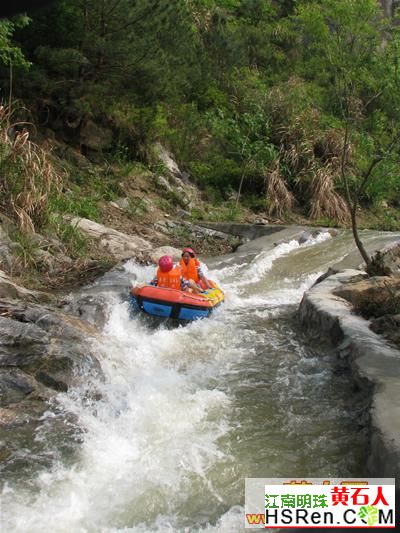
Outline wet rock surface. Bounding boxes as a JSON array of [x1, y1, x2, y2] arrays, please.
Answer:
[[333, 276, 400, 348], [0, 298, 103, 479], [370, 313, 400, 348], [299, 269, 400, 479]]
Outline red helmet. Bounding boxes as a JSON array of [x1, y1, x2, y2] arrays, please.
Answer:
[[182, 247, 196, 257], [159, 255, 174, 273]]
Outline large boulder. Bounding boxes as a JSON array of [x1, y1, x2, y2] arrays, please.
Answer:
[[152, 143, 201, 208], [333, 276, 400, 311], [67, 217, 151, 260], [378, 240, 400, 277], [0, 270, 51, 302], [150, 246, 182, 264], [153, 142, 183, 180], [0, 298, 104, 476], [0, 299, 102, 392]]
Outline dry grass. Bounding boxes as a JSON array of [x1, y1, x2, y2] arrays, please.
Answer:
[[266, 80, 352, 223], [264, 162, 295, 217], [309, 164, 348, 223], [0, 104, 62, 233]]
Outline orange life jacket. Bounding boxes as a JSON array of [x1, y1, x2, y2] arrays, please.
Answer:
[[179, 257, 200, 282], [156, 266, 182, 290]]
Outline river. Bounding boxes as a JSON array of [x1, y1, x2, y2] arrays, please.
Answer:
[[1, 229, 398, 532]]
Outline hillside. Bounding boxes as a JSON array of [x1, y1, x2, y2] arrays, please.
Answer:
[[0, 0, 400, 289]]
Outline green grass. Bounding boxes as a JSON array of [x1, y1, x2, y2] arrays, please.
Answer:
[[48, 190, 100, 221]]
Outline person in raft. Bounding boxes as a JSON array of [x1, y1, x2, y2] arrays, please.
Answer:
[[150, 255, 204, 293], [179, 247, 212, 290]]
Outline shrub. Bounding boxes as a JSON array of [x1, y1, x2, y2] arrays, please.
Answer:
[[0, 104, 62, 232]]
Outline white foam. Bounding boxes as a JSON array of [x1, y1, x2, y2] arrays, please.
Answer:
[[1, 229, 345, 533]]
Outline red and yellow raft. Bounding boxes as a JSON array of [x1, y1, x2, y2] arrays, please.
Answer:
[[130, 282, 224, 321]]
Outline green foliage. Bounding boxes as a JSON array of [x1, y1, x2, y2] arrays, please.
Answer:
[[1, 0, 400, 233], [12, 230, 40, 269], [0, 17, 31, 68], [48, 215, 89, 258], [207, 201, 242, 221], [48, 190, 100, 221]]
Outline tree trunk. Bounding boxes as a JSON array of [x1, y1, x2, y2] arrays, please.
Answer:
[[350, 203, 371, 267], [235, 171, 246, 207]]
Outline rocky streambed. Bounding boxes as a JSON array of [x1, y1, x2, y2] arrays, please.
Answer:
[[0, 225, 400, 512]]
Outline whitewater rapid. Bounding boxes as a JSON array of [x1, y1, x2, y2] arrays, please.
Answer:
[[1, 230, 373, 532]]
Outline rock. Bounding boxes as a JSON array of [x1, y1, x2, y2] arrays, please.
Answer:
[[60, 144, 90, 169], [66, 294, 109, 328], [109, 198, 130, 210], [152, 143, 201, 205], [80, 119, 113, 151], [154, 222, 169, 233], [181, 171, 191, 183], [333, 276, 400, 310], [0, 369, 36, 407], [165, 221, 177, 229], [0, 270, 50, 302], [0, 299, 103, 392], [153, 142, 183, 180], [298, 231, 312, 244], [0, 316, 49, 367], [66, 217, 151, 260], [157, 175, 174, 193], [313, 267, 341, 285], [254, 217, 269, 225], [370, 314, 400, 347], [150, 246, 182, 264], [34, 248, 73, 274], [181, 222, 230, 241], [299, 269, 400, 479], [377, 240, 400, 277], [177, 209, 191, 219]]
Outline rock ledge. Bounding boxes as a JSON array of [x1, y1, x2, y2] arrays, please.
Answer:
[[299, 269, 400, 480]]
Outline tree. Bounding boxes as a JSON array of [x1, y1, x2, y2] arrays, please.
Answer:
[[0, 17, 30, 68], [295, 0, 400, 269], [207, 102, 276, 205]]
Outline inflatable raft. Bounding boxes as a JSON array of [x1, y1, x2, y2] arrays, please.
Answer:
[[130, 282, 224, 321]]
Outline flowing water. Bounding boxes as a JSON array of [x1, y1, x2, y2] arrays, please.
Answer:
[[1, 229, 399, 532]]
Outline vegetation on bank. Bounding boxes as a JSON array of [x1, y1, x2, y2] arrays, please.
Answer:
[[0, 0, 400, 286]]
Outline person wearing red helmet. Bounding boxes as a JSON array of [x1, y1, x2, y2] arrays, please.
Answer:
[[179, 247, 212, 290], [149, 255, 204, 293]]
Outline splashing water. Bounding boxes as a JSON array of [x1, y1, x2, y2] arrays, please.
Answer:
[[1, 230, 381, 532]]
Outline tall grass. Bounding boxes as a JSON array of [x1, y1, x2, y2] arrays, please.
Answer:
[[0, 104, 62, 233]]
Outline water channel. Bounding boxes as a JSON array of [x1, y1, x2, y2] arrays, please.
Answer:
[[1, 229, 399, 532]]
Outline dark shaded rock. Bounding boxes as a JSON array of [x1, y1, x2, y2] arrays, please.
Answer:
[[0, 316, 49, 367], [0, 369, 35, 406], [0, 297, 103, 478], [298, 231, 312, 244], [63, 294, 109, 328], [0, 299, 103, 390], [80, 119, 112, 151], [34, 370, 68, 392], [76, 295, 108, 327], [313, 267, 340, 286], [370, 314, 400, 348]]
